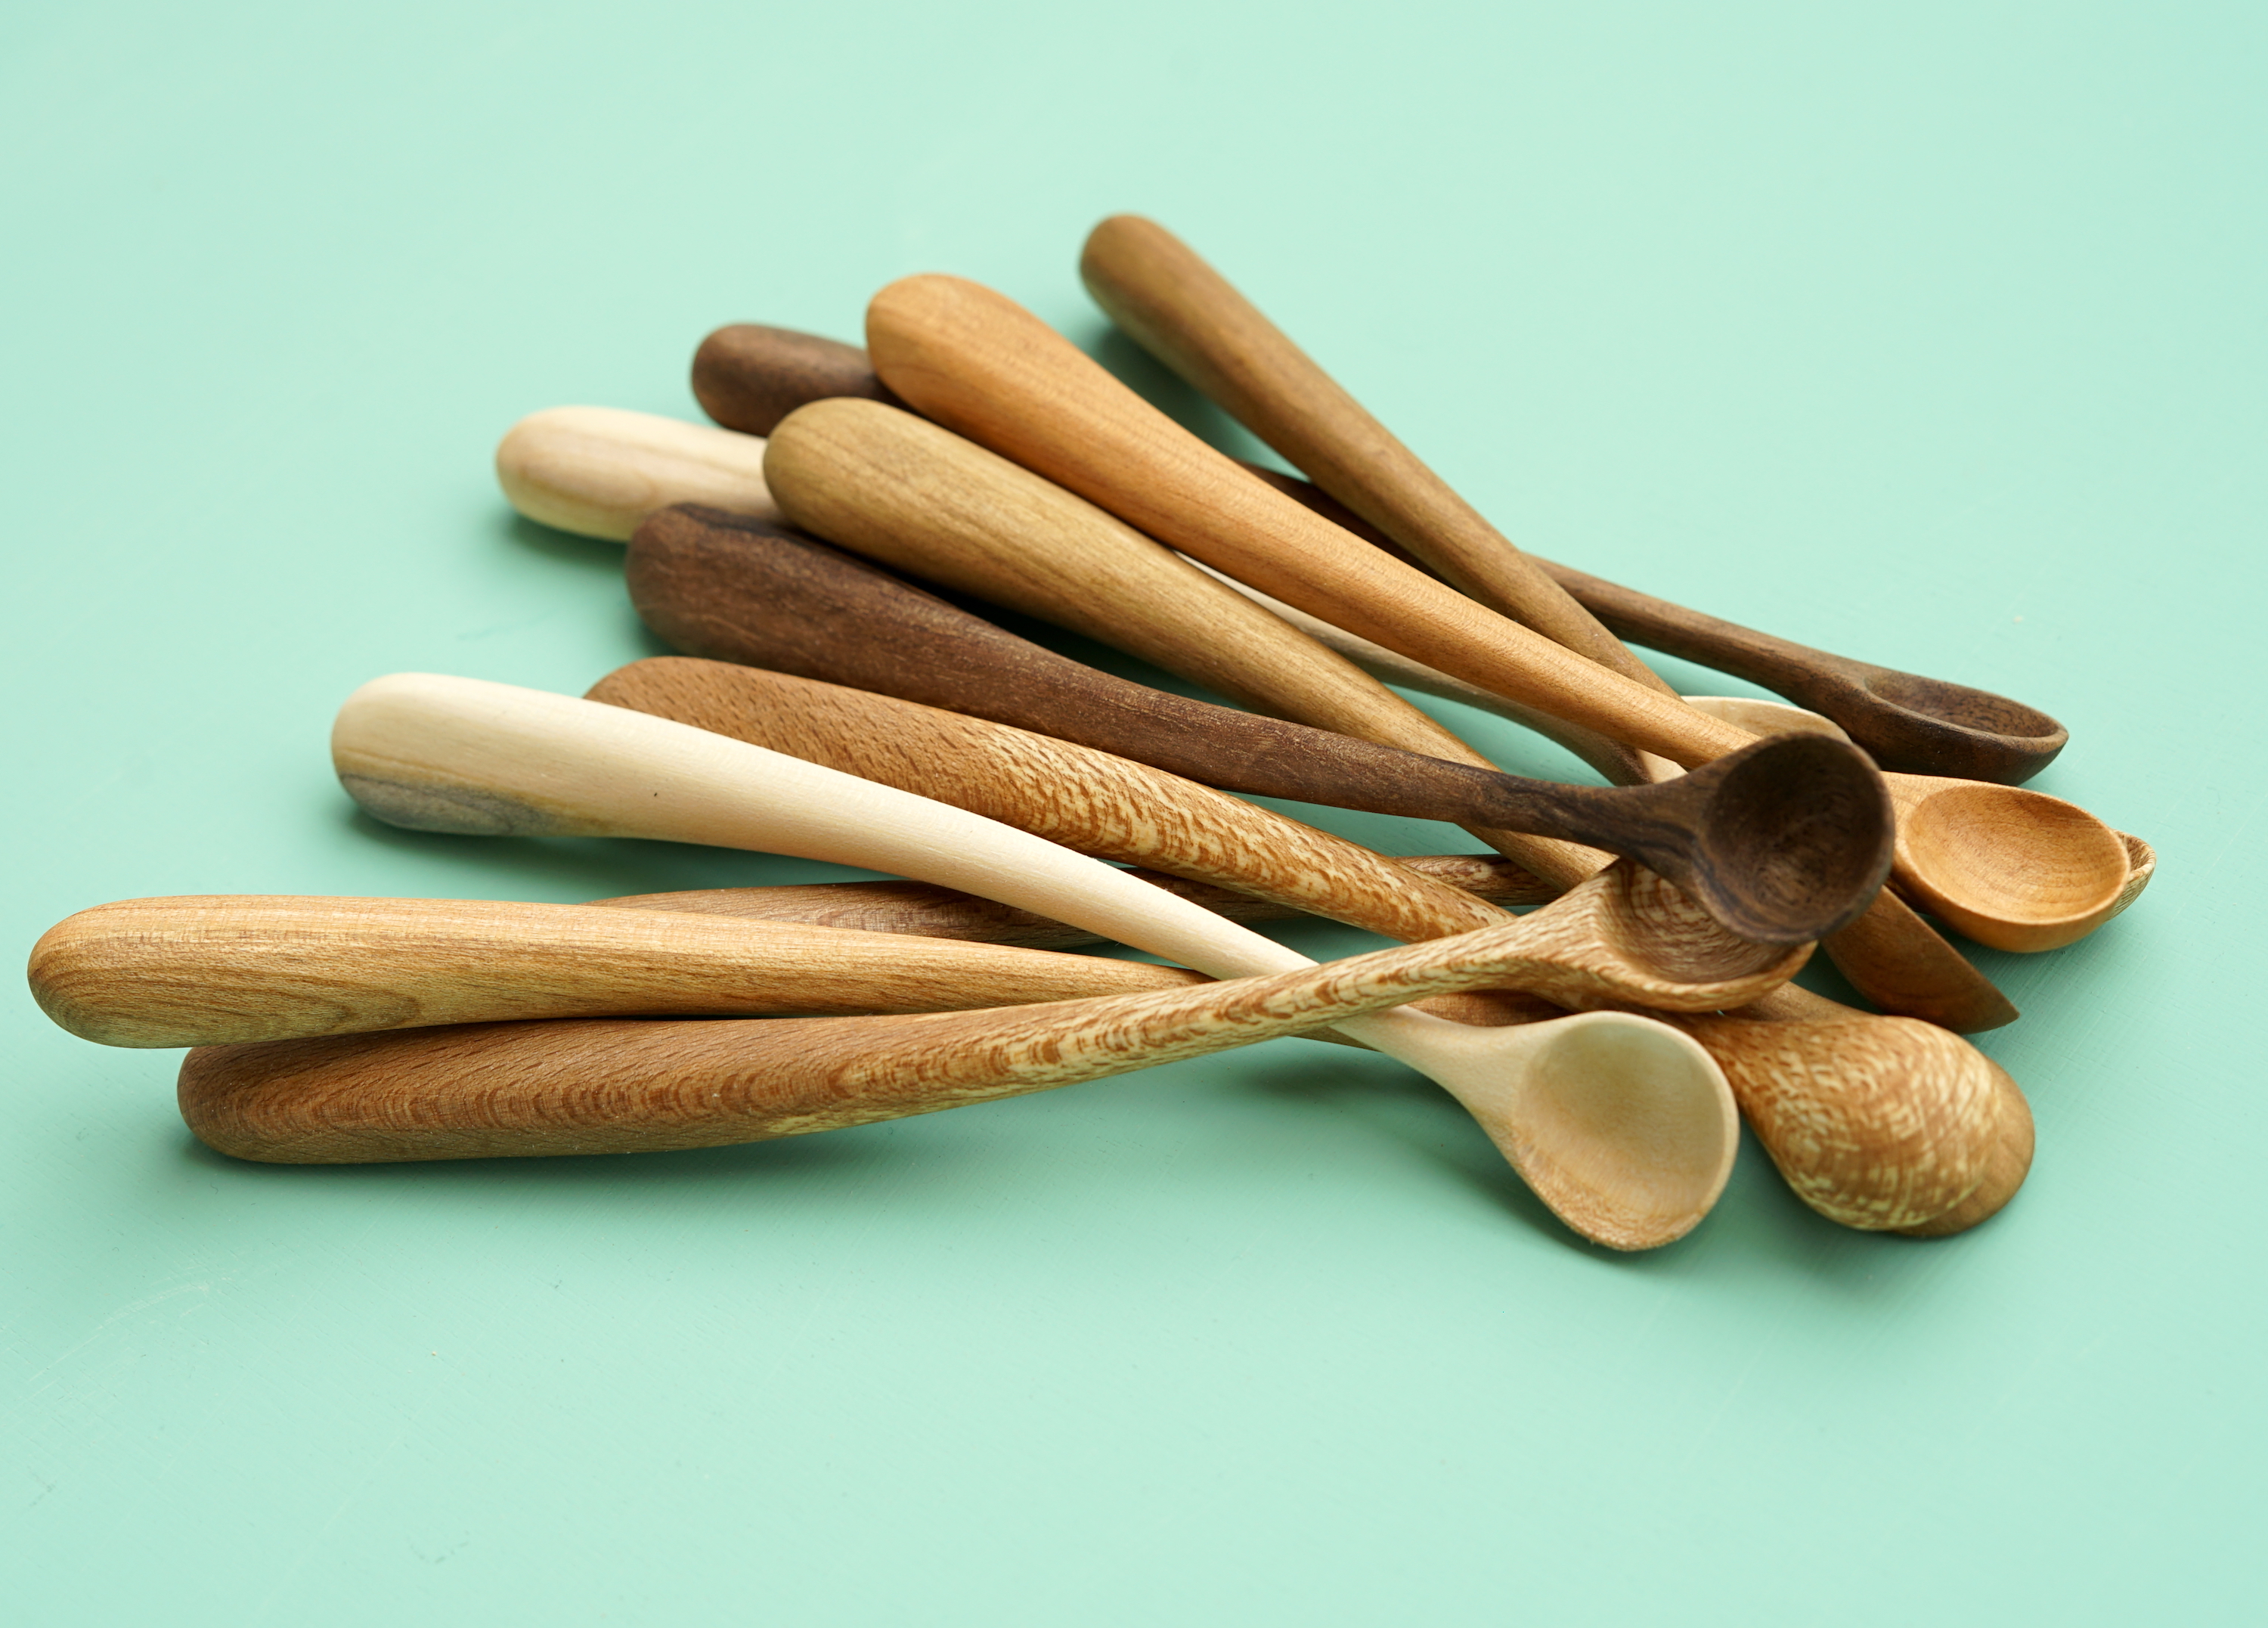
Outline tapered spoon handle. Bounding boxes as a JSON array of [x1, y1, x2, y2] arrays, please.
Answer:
[[587, 656, 1514, 948], [693, 324, 901, 436], [33, 896, 1205, 1048], [1535, 558, 2069, 784], [1077, 215, 1672, 699], [495, 406, 778, 540], [865, 274, 1753, 768], [760, 399, 1609, 888], [591, 855, 1555, 945], [175, 912, 1632, 1164]]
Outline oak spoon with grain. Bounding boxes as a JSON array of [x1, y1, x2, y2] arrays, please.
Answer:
[[172, 920, 1733, 1224], [331, 672, 1746, 1248], [598, 872, 2025, 1235], [616, 508, 1892, 946], [858, 279, 2131, 955]]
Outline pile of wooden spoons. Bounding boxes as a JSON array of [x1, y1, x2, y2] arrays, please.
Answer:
[[29, 215, 2147, 1253]]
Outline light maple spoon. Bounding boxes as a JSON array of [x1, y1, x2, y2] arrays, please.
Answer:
[[615, 510, 1892, 945], [330, 672, 1744, 1248], [859, 274, 2133, 956]]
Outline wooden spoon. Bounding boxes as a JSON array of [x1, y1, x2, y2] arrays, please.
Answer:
[[31, 896, 1209, 1049], [330, 673, 1744, 1248], [593, 871, 2021, 1234], [175, 919, 1737, 1246], [618, 512, 1892, 945], [862, 275, 2133, 955], [693, 323, 900, 435], [494, 405, 779, 539], [1077, 214, 1674, 698], [1534, 559, 2068, 785]]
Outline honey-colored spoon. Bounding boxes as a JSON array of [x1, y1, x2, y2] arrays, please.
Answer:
[[617, 511, 1891, 944], [1533, 559, 2068, 785], [1078, 214, 1674, 697], [175, 920, 1729, 1238], [606, 872, 2023, 1234], [862, 275, 2133, 956], [332, 673, 1745, 1248]]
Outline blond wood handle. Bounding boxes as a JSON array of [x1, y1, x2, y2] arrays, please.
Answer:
[[31, 895, 1208, 1049], [1078, 216, 1673, 696], [761, 398, 1607, 888], [494, 406, 777, 540], [865, 275, 1753, 768]]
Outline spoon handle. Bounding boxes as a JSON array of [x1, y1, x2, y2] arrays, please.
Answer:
[[761, 399, 1609, 887], [32, 895, 1207, 1049], [864, 274, 1753, 768], [172, 912, 1674, 1164], [584, 657, 1514, 945], [626, 509, 1669, 864], [693, 324, 900, 436], [1077, 216, 1674, 699], [590, 856, 1554, 945], [494, 406, 778, 540]]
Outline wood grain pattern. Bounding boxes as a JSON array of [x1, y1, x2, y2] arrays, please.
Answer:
[[863, 274, 1758, 769], [692, 324, 901, 436], [174, 917, 1743, 1249], [32, 896, 1206, 1048], [760, 398, 1610, 889], [621, 509, 1892, 944], [327, 672, 1751, 1247], [1537, 557, 2068, 785], [584, 658, 1807, 1012], [494, 406, 777, 539], [1078, 215, 1675, 698]]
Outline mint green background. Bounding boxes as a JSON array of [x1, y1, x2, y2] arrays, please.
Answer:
[[5, 3, 2262, 1621]]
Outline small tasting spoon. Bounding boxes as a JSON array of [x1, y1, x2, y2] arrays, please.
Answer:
[[1534, 561, 2068, 786], [609, 873, 2023, 1234], [616, 510, 1892, 945], [332, 673, 1743, 1248], [861, 275, 2133, 955], [174, 920, 1734, 1221]]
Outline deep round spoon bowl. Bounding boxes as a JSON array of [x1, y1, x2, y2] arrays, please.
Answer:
[[1891, 780, 2132, 952]]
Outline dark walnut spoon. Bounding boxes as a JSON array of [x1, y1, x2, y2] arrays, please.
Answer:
[[623, 507, 1892, 946], [1530, 560, 2068, 786]]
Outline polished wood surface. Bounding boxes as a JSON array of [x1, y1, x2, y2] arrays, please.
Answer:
[[494, 405, 777, 539], [693, 324, 900, 436], [622, 509, 1891, 944]]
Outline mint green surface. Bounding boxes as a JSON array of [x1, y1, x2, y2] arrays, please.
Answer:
[[5, 4, 2262, 1621]]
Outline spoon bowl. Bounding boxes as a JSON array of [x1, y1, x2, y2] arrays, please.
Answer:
[[1889, 779, 2131, 952]]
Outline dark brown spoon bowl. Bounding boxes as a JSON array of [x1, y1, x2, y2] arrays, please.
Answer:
[[626, 504, 1891, 945]]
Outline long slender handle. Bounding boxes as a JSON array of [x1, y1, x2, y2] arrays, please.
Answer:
[[33, 895, 1205, 1048], [761, 398, 1610, 887], [175, 910, 1601, 1164], [865, 274, 1752, 768], [584, 658, 1514, 945], [332, 673, 1318, 981], [625, 507, 1613, 845], [589, 854, 1557, 946], [494, 407, 777, 540], [1078, 216, 1672, 698], [1534, 557, 1859, 705]]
